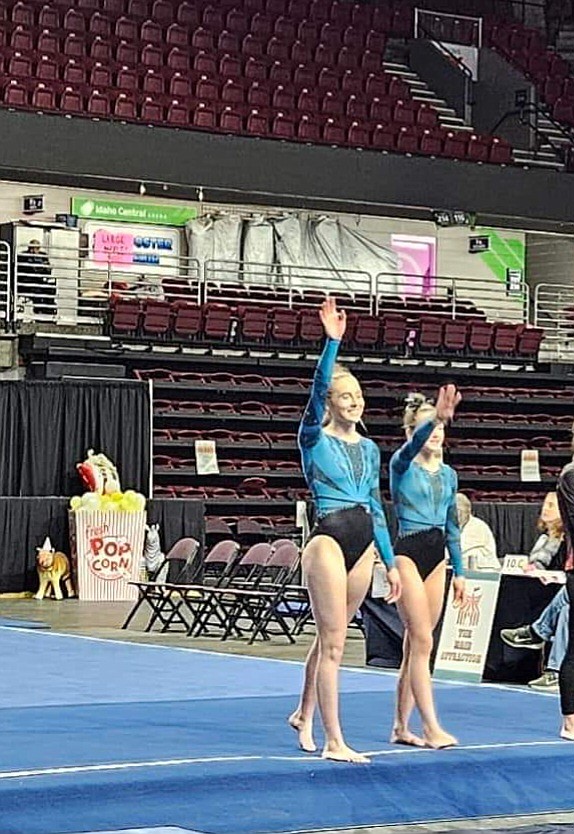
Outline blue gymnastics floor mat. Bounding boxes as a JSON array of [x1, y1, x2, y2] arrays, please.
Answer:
[[0, 628, 572, 834]]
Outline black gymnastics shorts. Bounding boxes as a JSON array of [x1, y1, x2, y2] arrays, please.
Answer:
[[307, 505, 374, 573], [394, 527, 446, 580]]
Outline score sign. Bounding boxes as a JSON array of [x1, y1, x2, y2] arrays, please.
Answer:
[[501, 554, 529, 574]]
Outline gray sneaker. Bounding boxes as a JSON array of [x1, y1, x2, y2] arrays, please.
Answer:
[[529, 670, 559, 692], [500, 625, 544, 650]]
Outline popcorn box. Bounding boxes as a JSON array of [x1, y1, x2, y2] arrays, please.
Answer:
[[69, 510, 146, 601]]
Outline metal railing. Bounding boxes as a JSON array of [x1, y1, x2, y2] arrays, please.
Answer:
[[0, 242, 11, 330], [13, 245, 201, 328], [9, 244, 532, 330], [534, 282, 574, 361], [204, 260, 376, 311], [414, 7, 483, 48], [375, 271, 529, 323]]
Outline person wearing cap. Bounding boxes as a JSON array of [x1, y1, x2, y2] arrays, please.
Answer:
[[17, 239, 55, 316]]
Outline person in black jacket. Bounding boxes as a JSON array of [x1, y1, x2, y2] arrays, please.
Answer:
[[17, 239, 56, 316], [556, 457, 574, 739]]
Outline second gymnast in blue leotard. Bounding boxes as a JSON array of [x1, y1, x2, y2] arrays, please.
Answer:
[[288, 298, 401, 763], [389, 389, 466, 750]]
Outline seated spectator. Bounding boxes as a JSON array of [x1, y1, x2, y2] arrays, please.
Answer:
[[456, 493, 500, 572], [528, 491, 565, 570], [501, 586, 567, 692], [500, 494, 568, 693], [17, 239, 56, 316]]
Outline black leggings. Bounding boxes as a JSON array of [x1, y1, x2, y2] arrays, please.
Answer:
[[559, 571, 574, 715]]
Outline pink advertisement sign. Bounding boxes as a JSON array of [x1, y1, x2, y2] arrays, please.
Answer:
[[391, 235, 437, 297], [93, 229, 134, 265]]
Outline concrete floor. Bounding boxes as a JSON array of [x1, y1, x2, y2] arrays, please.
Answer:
[[0, 595, 367, 665]]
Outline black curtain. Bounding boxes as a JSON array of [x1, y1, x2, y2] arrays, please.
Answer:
[[0, 497, 205, 593], [0, 380, 150, 497], [0, 497, 69, 592]]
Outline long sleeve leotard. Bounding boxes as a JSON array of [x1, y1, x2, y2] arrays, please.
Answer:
[[298, 338, 395, 569], [389, 418, 463, 576]]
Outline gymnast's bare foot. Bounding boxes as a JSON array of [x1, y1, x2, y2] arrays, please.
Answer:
[[560, 716, 574, 741], [288, 710, 317, 753], [390, 726, 426, 747], [322, 742, 370, 763], [423, 727, 458, 749]]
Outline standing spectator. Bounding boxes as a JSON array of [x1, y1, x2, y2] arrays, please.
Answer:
[[17, 239, 56, 316]]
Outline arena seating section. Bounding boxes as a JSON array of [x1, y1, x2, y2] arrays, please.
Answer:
[[109, 294, 544, 362], [484, 21, 574, 130], [135, 352, 572, 522], [52, 280, 552, 530], [0, 0, 515, 163]]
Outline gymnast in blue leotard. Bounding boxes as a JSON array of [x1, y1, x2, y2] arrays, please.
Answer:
[[288, 298, 401, 764], [389, 390, 466, 750]]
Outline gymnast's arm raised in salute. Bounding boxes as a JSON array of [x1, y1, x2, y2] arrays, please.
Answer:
[[298, 336, 341, 450]]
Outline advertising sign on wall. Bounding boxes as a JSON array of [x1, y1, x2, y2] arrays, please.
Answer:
[[72, 197, 197, 226], [83, 220, 182, 275]]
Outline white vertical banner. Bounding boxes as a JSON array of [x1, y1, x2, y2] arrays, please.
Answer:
[[434, 571, 502, 682], [521, 449, 541, 482], [194, 440, 219, 475]]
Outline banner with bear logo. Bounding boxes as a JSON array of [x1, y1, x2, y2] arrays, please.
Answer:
[[434, 571, 502, 682]]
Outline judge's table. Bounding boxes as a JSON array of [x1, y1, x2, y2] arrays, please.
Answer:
[[362, 557, 563, 683]]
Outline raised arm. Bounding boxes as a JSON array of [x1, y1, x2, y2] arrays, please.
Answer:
[[390, 418, 437, 476], [298, 298, 346, 449], [298, 337, 340, 448], [391, 384, 461, 476]]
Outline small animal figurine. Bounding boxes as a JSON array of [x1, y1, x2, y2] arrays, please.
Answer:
[[143, 523, 164, 577], [35, 537, 75, 601]]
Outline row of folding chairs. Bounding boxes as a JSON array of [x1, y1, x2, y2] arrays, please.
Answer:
[[122, 537, 309, 643]]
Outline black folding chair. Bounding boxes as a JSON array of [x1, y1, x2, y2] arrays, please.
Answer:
[[121, 537, 200, 631], [190, 542, 275, 638], [194, 542, 302, 643], [159, 539, 242, 634]]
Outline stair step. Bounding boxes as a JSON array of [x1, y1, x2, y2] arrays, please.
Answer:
[[513, 148, 558, 159], [443, 121, 473, 131], [382, 61, 410, 71], [410, 91, 445, 102]]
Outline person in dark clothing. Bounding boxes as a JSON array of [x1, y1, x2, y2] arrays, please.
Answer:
[[17, 239, 56, 316], [556, 457, 574, 739]]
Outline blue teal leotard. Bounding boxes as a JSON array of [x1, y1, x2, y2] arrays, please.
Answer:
[[389, 419, 463, 576], [298, 338, 395, 569]]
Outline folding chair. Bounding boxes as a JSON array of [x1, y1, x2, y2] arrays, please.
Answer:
[[196, 542, 302, 643], [190, 542, 275, 638], [152, 539, 241, 634], [121, 537, 200, 631], [246, 541, 303, 643]]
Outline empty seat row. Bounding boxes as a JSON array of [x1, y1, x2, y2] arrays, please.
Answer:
[[414, 316, 544, 359], [110, 298, 542, 361], [2, 22, 388, 65], [0, 0, 413, 28]]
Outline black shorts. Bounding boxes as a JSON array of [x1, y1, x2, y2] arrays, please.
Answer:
[[307, 505, 374, 573], [394, 527, 446, 580]]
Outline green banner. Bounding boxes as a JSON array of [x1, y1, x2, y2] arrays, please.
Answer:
[[71, 197, 197, 227]]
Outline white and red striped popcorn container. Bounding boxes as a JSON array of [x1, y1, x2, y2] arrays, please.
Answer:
[[69, 510, 147, 601]]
